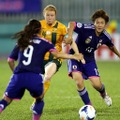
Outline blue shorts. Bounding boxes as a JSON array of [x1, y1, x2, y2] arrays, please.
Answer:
[[4, 72, 43, 100], [67, 60, 100, 79]]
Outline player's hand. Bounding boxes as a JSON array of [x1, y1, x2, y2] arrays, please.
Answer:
[[81, 58, 86, 64], [63, 35, 73, 45], [74, 53, 86, 64]]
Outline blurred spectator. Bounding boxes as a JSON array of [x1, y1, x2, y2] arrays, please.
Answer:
[[106, 20, 118, 34]]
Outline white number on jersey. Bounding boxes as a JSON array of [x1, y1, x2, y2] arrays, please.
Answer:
[[22, 45, 34, 65]]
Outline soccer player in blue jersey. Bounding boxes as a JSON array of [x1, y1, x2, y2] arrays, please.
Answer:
[[65, 9, 120, 107], [0, 19, 84, 120]]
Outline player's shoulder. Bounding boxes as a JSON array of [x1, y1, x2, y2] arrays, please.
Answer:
[[56, 20, 67, 28], [40, 19, 45, 23], [40, 37, 52, 44], [103, 30, 112, 40], [40, 20, 46, 25]]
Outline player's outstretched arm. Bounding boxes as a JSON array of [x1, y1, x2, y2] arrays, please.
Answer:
[[7, 58, 15, 72], [108, 46, 120, 59], [51, 50, 84, 62], [64, 22, 75, 45]]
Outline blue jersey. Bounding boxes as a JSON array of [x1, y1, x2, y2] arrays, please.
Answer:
[[70, 22, 114, 63], [8, 36, 56, 74]]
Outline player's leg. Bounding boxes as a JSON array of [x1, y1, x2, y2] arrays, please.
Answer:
[[28, 73, 44, 120], [0, 95, 12, 113], [86, 61, 112, 106], [28, 72, 45, 118], [84, 61, 112, 106], [0, 73, 25, 113], [72, 72, 92, 105], [89, 77, 104, 95], [32, 98, 44, 120], [89, 77, 112, 106], [44, 59, 62, 94], [68, 59, 92, 105], [44, 62, 57, 94]]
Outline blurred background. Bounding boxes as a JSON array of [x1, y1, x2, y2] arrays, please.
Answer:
[[0, 0, 120, 61]]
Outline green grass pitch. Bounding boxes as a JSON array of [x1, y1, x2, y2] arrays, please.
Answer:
[[0, 59, 120, 120]]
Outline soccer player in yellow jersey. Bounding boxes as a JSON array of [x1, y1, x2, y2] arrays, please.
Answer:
[[38, 4, 82, 95], [30, 5, 84, 110]]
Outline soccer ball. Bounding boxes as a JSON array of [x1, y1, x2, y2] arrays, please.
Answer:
[[79, 105, 96, 120]]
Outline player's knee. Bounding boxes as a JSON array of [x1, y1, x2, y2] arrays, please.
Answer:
[[91, 81, 102, 90], [32, 99, 44, 115], [95, 83, 104, 91], [72, 74, 82, 81], [44, 74, 52, 81]]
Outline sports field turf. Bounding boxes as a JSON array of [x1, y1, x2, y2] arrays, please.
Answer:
[[0, 59, 120, 120]]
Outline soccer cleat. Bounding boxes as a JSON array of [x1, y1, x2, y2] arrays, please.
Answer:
[[101, 93, 112, 107], [30, 103, 35, 111], [0, 104, 4, 113], [104, 95, 112, 106]]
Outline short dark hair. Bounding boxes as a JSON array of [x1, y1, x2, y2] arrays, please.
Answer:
[[91, 9, 109, 23]]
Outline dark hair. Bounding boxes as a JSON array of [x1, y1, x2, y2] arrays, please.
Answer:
[[91, 9, 109, 24], [13, 19, 41, 50]]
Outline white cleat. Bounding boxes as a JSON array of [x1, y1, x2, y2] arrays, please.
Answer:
[[102, 93, 112, 107], [104, 95, 112, 106], [30, 104, 35, 111]]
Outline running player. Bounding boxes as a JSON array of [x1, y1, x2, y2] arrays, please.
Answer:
[[65, 9, 120, 106], [39, 4, 80, 95]]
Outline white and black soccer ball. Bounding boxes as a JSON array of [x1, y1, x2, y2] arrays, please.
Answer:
[[79, 105, 96, 120]]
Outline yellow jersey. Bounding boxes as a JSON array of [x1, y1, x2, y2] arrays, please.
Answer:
[[39, 20, 67, 61]]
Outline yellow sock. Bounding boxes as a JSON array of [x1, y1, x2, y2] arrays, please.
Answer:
[[44, 81, 50, 95]]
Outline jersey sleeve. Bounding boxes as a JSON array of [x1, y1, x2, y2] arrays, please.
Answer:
[[105, 38, 114, 47], [8, 44, 19, 60], [103, 31, 114, 47], [74, 22, 83, 33], [43, 39, 57, 52], [48, 44, 57, 52]]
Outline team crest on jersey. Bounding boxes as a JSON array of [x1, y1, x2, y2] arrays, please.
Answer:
[[72, 65, 77, 70], [46, 31, 51, 35], [85, 38, 91, 44], [77, 22, 82, 28]]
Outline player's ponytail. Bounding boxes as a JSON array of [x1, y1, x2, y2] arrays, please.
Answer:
[[12, 19, 41, 50]]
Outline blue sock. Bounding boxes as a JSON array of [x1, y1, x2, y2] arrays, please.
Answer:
[[98, 84, 106, 97], [78, 87, 92, 105], [0, 99, 9, 112], [32, 100, 44, 115]]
